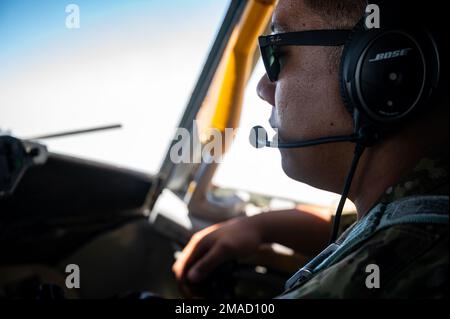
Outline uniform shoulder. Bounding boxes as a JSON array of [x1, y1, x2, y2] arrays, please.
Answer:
[[279, 222, 448, 299]]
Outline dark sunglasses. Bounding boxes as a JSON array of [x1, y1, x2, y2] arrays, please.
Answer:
[[258, 30, 352, 82]]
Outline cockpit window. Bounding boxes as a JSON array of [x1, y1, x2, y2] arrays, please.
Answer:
[[0, 0, 230, 174]]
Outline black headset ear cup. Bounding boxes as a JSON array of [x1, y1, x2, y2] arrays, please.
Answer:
[[339, 18, 366, 118], [340, 19, 440, 128]]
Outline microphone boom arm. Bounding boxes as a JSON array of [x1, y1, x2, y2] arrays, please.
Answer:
[[266, 134, 360, 148]]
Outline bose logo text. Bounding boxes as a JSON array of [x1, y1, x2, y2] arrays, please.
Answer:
[[369, 48, 412, 63]]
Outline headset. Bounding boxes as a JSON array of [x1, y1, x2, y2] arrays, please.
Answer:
[[250, 1, 444, 243]]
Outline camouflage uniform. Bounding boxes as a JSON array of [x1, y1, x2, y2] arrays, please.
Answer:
[[278, 156, 449, 299]]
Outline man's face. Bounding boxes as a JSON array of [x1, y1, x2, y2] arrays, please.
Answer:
[[257, 0, 355, 193]]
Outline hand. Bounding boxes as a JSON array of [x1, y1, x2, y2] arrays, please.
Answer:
[[172, 216, 263, 286]]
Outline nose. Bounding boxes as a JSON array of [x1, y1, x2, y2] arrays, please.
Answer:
[[257, 73, 275, 107]]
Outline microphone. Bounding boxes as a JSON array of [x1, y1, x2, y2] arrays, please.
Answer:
[[249, 125, 360, 149]]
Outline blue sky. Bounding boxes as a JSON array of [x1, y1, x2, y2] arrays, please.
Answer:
[[0, 1, 227, 71]]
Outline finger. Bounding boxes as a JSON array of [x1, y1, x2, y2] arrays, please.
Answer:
[[173, 238, 209, 282], [187, 242, 231, 283], [173, 224, 222, 281]]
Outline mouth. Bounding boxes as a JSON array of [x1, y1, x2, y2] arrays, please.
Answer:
[[269, 122, 276, 130], [268, 117, 289, 144], [269, 107, 280, 131], [269, 115, 278, 131]]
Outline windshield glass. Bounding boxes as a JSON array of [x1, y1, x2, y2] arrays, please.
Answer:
[[0, 0, 230, 174]]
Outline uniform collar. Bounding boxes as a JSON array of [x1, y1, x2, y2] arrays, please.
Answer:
[[377, 155, 449, 205]]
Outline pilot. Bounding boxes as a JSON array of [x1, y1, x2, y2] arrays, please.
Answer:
[[173, 0, 448, 298]]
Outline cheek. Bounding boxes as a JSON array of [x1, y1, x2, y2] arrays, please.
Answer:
[[275, 73, 353, 141], [274, 76, 330, 141], [274, 82, 302, 136]]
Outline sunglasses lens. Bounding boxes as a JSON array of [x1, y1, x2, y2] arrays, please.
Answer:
[[261, 45, 279, 82]]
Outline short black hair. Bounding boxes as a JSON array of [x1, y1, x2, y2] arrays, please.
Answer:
[[304, 0, 367, 28], [303, 0, 447, 115]]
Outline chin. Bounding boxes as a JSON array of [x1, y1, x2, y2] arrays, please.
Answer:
[[280, 152, 304, 182], [280, 149, 326, 189]]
